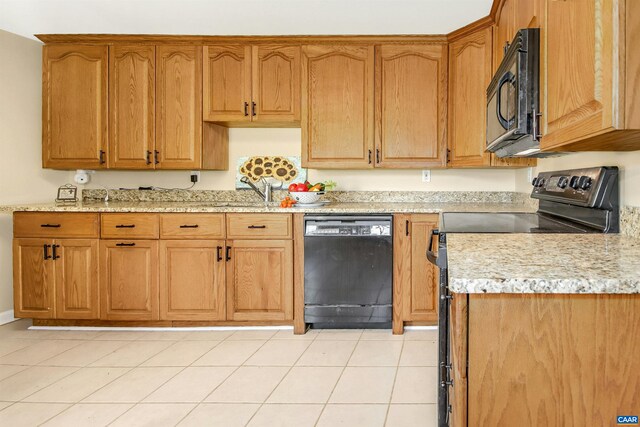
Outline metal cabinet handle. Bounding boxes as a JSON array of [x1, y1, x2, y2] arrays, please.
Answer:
[[376, 149, 380, 164], [116, 242, 136, 247], [244, 102, 249, 116], [405, 220, 410, 236], [52, 244, 60, 260], [43, 244, 51, 260], [99, 150, 106, 164], [216, 246, 223, 262], [179, 224, 199, 228], [368, 150, 372, 164], [247, 225, 266, 229], [154, 150, 159, 165], [225, 246, 231, 261], [115, 224, 135, 228], [251, 102, 256, 116], [41, 224, 61, 228], [146, 150, 152, 165]]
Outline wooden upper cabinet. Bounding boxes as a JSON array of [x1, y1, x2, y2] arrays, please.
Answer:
[[252, 45, 301, 123], [55, 239, 99, 319], [375, 44, 447, 168], [448, 28, 493, 167], [493, 0, 516, 71], [301, 45, 375, 169], [42, 45, 108, 169], [13, 238, 55, 319], [109, 46, 155, 169], [540, 0, 640, 151], [203, 45, 252, 122], [156, 45, 203, 169]]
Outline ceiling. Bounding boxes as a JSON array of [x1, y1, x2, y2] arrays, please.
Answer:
[[0, 0, 492, 41]]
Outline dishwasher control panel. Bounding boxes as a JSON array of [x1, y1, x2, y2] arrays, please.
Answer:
[[304, 216, 392, 237]]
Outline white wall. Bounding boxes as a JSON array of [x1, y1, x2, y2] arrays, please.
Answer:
[[514, 152, 640, 207], [0, 30, 69, 313]]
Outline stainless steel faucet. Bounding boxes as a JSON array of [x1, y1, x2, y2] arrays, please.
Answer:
[[240, 177, 272, 203]]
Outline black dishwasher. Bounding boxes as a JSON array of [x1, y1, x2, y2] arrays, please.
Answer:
[[304, 215, 393, 329]]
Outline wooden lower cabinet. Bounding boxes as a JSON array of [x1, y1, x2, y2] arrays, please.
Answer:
[[393, 214, 439, 333], [13, 238, 99, 319], [226, 239, 293, 321], [13, 238, 55, 319], [100, 240, 159, 321], [55, 239, 100, 319], [159, 240, 226, 321], [450, 293, 640, 426]]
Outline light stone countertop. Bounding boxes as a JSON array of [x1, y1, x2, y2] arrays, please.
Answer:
[[0, 200, 537, 214], [447, 233, 640, 294]]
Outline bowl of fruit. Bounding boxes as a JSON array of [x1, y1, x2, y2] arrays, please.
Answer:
[[288, 181, 328, 204]]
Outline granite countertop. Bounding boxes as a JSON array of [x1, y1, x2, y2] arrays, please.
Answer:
[[0, 200, 537, 214], [447, 234, 640, 294]]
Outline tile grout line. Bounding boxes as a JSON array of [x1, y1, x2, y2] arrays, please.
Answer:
[[173, 333, 279, 426], [243, 330, 321, 427], [383, 338, 405, 426], [313, 331, 363, 427]]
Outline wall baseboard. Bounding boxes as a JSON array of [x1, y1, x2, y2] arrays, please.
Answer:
[[0, 310, 17, 325]]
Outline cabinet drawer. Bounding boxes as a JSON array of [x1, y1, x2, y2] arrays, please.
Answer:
[[14, 212, 99, 238], [160, 214, 225, 239], [227, 214, 292, 239], [101, 214, 159, 239]]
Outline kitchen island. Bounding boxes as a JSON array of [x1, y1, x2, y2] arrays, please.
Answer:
[[445, 233, 640, 427]]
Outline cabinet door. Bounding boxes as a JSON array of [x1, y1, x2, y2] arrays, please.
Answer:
[[42, 45, 108, 169], [541, 0, 617, 149], [156, 45, 202, 169], [55, 239, 99, 319], [226, 240, 293, 321], [375, 44, 447, 168], [203, 45, 252, 122], [100, 240, 159, 321], [448, 28, 493, 167], [13, 239, 55, 318], [160, 240, 226, 321], [493, 0, 515, 72], [395, 215, 439, 324], [301, 45, 375, 169], [109, 45, 156, 169], [251, 45, 301, 123]]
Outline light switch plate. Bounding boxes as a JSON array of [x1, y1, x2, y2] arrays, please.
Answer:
[[422, 170, 431, 183]]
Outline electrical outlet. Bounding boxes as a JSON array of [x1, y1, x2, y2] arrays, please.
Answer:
[[190, 171, 200, 184], [422, 170, 431, 183]]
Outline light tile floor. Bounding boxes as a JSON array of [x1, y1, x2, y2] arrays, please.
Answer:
[[0, 319, 438, 426]]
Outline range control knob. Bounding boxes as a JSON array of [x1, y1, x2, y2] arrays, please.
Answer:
[[557, 176, 569, 189], [578, 176, 592, 190], [537, 178, 545, 187], [531, 178, 539, 187], [569, 175, 580, 189]]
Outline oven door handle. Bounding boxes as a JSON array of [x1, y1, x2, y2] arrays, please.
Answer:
[[426, 229, 440, 266]]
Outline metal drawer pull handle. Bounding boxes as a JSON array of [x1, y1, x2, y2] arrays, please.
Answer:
[[248, 225, 266, 229], [43, 244, 51, 260], [179, 224, 199, 228], [216, 246, 223, 262], [115, 224, 135, 228], [116, 243, 136, 247], [41, 224, 61, 228]]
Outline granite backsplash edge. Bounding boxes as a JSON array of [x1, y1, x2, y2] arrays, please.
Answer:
[[82, 189, 535, 205]]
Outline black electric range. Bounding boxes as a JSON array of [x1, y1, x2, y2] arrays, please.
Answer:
[[429, 166, 619, 427]]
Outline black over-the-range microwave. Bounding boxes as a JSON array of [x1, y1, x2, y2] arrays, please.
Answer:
[[486, 28, 553, 158]]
